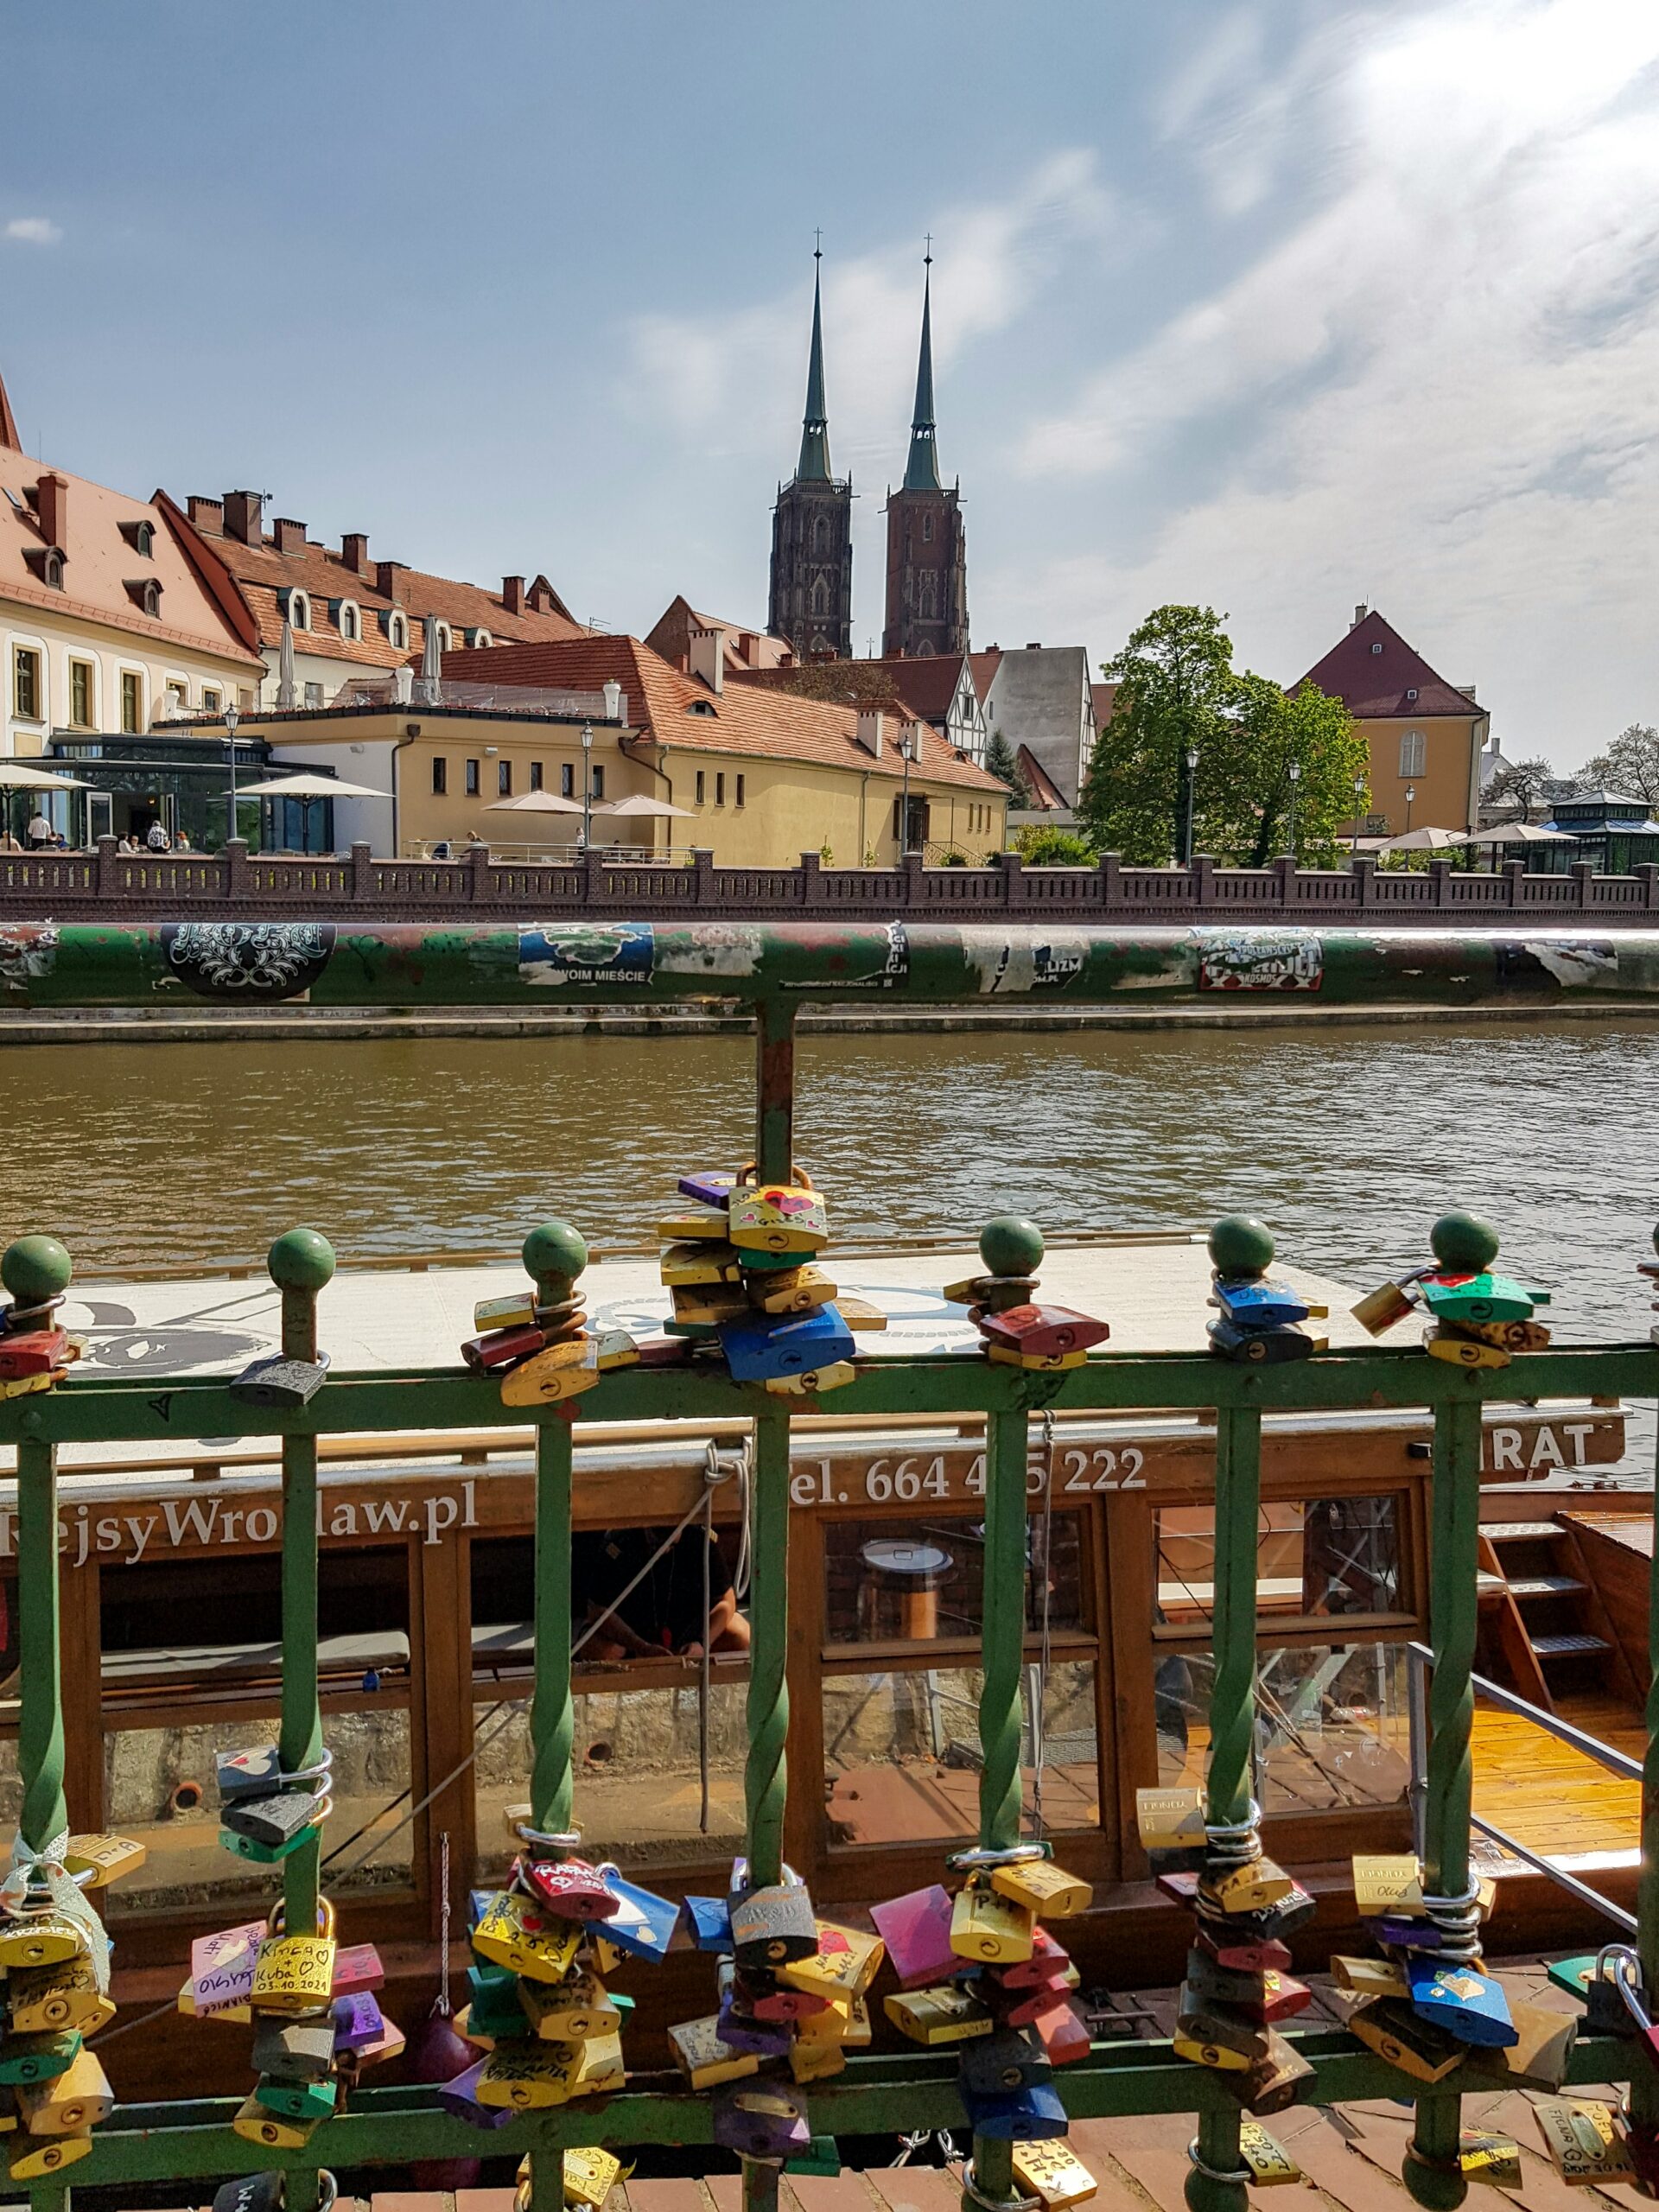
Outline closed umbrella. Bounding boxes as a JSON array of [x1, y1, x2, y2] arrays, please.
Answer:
[[416, 618, 442, 706], [276, 618, 296, 710]]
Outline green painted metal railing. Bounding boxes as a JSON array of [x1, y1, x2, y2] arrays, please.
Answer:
[[0, 921, 1655, 2212]]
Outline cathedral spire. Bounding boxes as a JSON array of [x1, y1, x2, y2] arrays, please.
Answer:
[[796, 245, 832, 484], [903, 247, 941, 493]]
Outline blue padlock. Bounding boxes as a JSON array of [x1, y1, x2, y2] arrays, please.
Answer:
[[715, 1994, 792, 2059], [1406, 1957, 1518, 2049], [594, 1866, 680, 1961], [467, 1888, 497, 1930], [713, 2082, 812, 2160], [1212, 1278, 1312, 1329], [958, 2079, 1069, 2142], [685, 1894, 734, 1953], [720, 1306, 855, 1382]]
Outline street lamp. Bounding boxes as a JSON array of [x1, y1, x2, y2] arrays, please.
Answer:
[[1351, 772, 1365, 855], [1180, 745, 1198, 867], [899, 727, 916, 855], [224, 703, 239, 849], [1286, 757, 1301, 859], [581, 721, 594, 853], [1404, 782, 1416, 834]]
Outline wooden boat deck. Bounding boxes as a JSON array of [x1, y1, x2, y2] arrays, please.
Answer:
[[1471, 1691, 1643, 1873]]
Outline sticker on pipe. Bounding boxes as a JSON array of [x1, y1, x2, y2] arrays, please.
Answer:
[[0, 924, 58, 990], [161, 922, 335, 1000], [956, 928, 1088, 995], [519, 924, 655, 988], [656, 925, 766, 979], [1198, 931, 1323, 992]]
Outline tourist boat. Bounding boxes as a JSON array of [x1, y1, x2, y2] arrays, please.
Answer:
[[10, 1229, 1641, 2102]]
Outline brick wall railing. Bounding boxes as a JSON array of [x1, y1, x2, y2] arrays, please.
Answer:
[[1, 838, 1656, 925]]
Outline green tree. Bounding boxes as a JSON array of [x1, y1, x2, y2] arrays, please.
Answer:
[[1484, 755, 1556, 818], [1219, 676, 1371, 865], [1580, 722, 1659, 807], [984, 727, 1032, 809], [1014, 825, 1096, 866], [1077, 605, 1237, 861]]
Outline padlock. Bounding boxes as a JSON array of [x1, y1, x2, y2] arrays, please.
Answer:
[[1013, 2144, 1098, 2209], [435, 2056, 515, 2129], [1495, 1997, 1575, 2090], [684, 1893, 733, 1952], [836, 1295, 888, 1330], [463, 1324, 546, 1371], [9, 1956, 111, 2037], [1210, 1280, 1313, 1329], [212, 2174, 287, 2212], [945, 1272, 1037, 1308], [989, 1857, 1091, 1919], [1364, 1912, 1442, 1953], [222, 1789, 327, 1850], [1194, 1927, 1292, 1975], [454, 2003, 493, 2050], [1406, 1957, 1517, 2049], [221, 1821, 324, 1867], [749, 1981, 829, 2023], [7, 2134, 91, 2181], [217, 1747, 285, 1802], [1213, 1879, 1316, 1940], [518, 1973, 619, 2043], [751, 1265, 837, 1316], [591, 1866, 679, 1961], [1237, 2123, 1301, 2185], [1459, 2132, 1522, 2188], [668, 2014, 760, 2089], [678, 1170, 738, 1208], [563, 2146, 624, 2209], [471, 1889, 582, 1983], [1448, 1317, 1551, 1352], [871, 1885, 957, 1988], [958, 2080, 1069, 2143], [251, 1898, 337, 2016], [1421, 1272, 1546, 1325], [1351, 1853, 1423, 1916], [338, 2016, 404, 2073], [0, 2032, 81, 2088], [0, 1370, 63, 1402], [658, 1205, 728, 1243], [713, 2081, 812, 2160], [1332, 1955, 1409, 1999], [1206, 1317, 1317, 1363], [518, 1856, 620, 1921], [475, 2042, 579, 2109], [950, 1875, 1036, 1964], [251, 2016, 336, 2082], [714, 1997, 791, 2061], [959, 2028, 1052, 2097], [232, 2093, 320, 2150], [230, 1353, 331, 1408], [0, 1330, 68, 1379], [976, 1304, 1109, 1357], [730, 1880, 820, 1967], [885, 1985, 995, 2045], [764, 1361, 857, 1396], [1534, 2100, 1632, 2184], [1175, 2003, 1269, 2066], [252, 2073, 336, 2125], [721, 1305, 855, 1382], [475, 1292, 538, 1332], [671, 1283, 751, 1327], [500, 1339, 601, 1407], [1027, 1997, 1090, 2066], [995, 1973, 1075, 2029], [1242, 1972, 1313, 2025], [1345, 1996, 1465, 2083], [661, 1240, 745, 1287], [985, 1344, 1088, 1373], [1580, 1952, 1637, 2034], [332, 1942, 384, 1994], [793, 1994, 855, 2048], [1425, 1325, 1511, 1370], [727, 1182, 829, 1256], [15, 2048, 112, 2133], [790, 2036, 847, 2084], [190, 1918, 265, 2015], [61, 1834, 146, 1887], [331, 1991, 385, 2050], [1001, 1928, 1072, 1987], [594, 1328, 639, 1370], [0, 1910, 88, 1972], [839, 1989, 874, 2047], [1200, 1856, 1294, 1916], [1238, 2031, 1315, 2115]]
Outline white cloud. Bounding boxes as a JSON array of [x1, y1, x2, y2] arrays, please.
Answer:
[[4, 218, 61, 246], [1015, 0, 1659, 759]]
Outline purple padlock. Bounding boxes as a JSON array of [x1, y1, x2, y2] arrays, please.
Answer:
[[332, 1991, 385, 2051], [677, 1172, 735, 1210], [713, 2082, 812, 2159], [715, 1993, 791, 2059], [435, 2057, 515, 2130], [870, 1884, 957, 1990]]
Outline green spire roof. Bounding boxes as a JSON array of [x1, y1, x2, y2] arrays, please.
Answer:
[[796, 251, 832, 483], [903, 257, 942, 493]]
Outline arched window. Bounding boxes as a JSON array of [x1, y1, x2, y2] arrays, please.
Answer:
[[135, 521, 155, 557], [43, 550, 63, 589], [810, 580, 829, 617], [918, 574, 936, 620], [389, 613, 408, 650], [922, 512, 934, 543], [474, 628, 492, 649], [812, 513, 830, 555], [433, 621, 452, 652], [142, 579, 161, 618], [287, 588, 310, 632], [339, 601, 359, 642]]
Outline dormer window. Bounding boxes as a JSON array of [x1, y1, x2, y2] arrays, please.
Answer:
[[1371, 641, 1383, 655], [24, 545, 67, 588], [282, 588, 311, 632], [1405, 686, 1418, 702], [686, 699, 717, 716], [124, 577, 163, 616], [334, 600, 360, 642], [44, 550, 63, 588], [469, 627, 492, 649], [385, 611, 408, 650], [118, 519, 156, 557], [430, 620, 452, 652]]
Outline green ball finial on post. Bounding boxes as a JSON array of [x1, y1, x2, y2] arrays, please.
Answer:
[[1402, 2148, 1467, 2212], [979, 1216, 1044, 1279], [266, 1228, 337, 1295], [1208, 1214, 1275, 1280], [524, 1221, 588, 1304], [0, 1236, 72, 1309], [1429, 1211, 1499, 1274]]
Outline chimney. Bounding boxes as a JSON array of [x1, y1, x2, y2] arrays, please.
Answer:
[[1352, 602, 1368, 627], [273, 517, 307, 556], [341, 531, 370, 577], [36, 473, 67, 549], [855, 708, 885, 760], [222, 491, 264, 545], [188, 495, 224, 535], [738, 632, 759, 665], [502, 575, 525, 615], [1024, 640, 1041, 652], [687, 622, 724, 696], [377, 561, 410, 605]]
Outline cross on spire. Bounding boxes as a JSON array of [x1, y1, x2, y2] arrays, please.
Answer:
[[796, 238, 832, 483], [903, 248, 941, 492]]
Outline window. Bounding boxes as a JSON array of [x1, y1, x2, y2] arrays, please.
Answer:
[[201, 688, 221, 714], [1398, 729, 1427, 779], [530, 761, 543, 791], [69, 660, 93, 728], [498, 760, 512, 797], [134, 521, 154, 557], [388, 613, 408, 650], [339, 603, 359, 642], [696, 770, 705, 804], [43, 550, 63, 589], [735, 774, 745, 808], [1371, 640, 1383, 655], [715, 772, 725, 805], [142, 580, 161, 618], [474, 629, 492, 649], [561, 763, 575, 798], [12, 647, 40, 721], [287, 589, 309, 632], [303, 681, 322, 709], [812, 514, 830, 554], [433, 622, 452, 652], [922, 512, 934, 543], [431, 756, 448, 796], [811, 580, 829, 616], [166, 679, 188, 713], [465, 759, 480, 797], [120, 671, 141, 734], [590, 765, 604, 800]]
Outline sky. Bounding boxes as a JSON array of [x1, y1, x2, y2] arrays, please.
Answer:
[[4, 0, 1657, 767]]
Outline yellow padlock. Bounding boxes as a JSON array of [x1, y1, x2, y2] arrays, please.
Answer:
[[232, 2092, 320, 2149], [563, 2146, 624, 2208], [660, 1240, 745, 1287], [61, 1835, 146, 1889], [1459, 2132, 1521, 2188], [884, 1986, 995, 2046], [1135, 1786, 1206, 1852], [1012, 2142, 1099, 2209], [1201, 1855, 1294, 1914], [752, 1267, 836, 1316], [778, 1921, 885, 2000], [840, 1991, 873, 2047], [668, 2015, 760, 2088], [728, 1181, 829, 1257], [16, 2050, 113, 2134], [250, 1897, 337, 2017], [569, 2029, 625, 2097], [1534, 2101, 1632, 2184], [7, 2133, 91, 2181], [10, 1958, 112, 2037], [476, 2041, 578, 2109], [1351, 1853, 1423, 1916], [0, 1911, 88, 1973], [789, 2036, 846, 2084], [1425, 1326, 1510, 1370], [764, 1363, 856, 1397], [1345, 1999, 1464, 2084], [470, 1891, 582, 1985], [1332, 1955, 1408, 1999], [989, 1858, 1092, 1919], [500, 1341, 601, 1408], [1172, 2031, 1251, 2073], [949, 1876, 1035, 1964], [671, 1284, 750, 1327], [1238, 2124, 1301, 2186], [519, 1973, 620, 2043], [985, 1344, 1088, 1372]]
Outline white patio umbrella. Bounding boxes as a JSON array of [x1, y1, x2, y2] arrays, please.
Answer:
[[232, 772, 384, 798], [1375, 824, 1471, 853], [591, 793, 696, 818], [416, 618, 442, 705], [486, 790, 587, 816], [0, 762, 90, 789], [1464, 821, 1578, 844], [276, 618, 296, 709]]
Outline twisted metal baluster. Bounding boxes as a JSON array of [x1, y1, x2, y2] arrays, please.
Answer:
[[1637, 1315, 1659, 2144], [524, 1224, 587, 1843]]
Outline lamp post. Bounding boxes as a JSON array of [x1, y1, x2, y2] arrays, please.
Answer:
[[1351, 773, 1365, 855], [1405, 782, 1416, 834], [224, 703, 239, 849], [1179, 744, 1198, 867], [1286, 757, 1301, 859], [581, 721, 594, 854], [899, 728, 915, 855]]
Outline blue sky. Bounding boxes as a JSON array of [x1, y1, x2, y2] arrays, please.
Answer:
[[4, 0, 1657, 763]]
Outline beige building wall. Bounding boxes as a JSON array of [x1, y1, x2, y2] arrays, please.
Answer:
[[1359, 710, 1488, 836], [3, 601, 257, 757]]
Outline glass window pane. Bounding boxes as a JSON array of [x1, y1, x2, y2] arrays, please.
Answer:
[[1155, 1497, 1404, 1633], [824, 1659, 1097, 1849], [823, 1515, 1084, 1645], [1153, 1641, 1411, 1814]]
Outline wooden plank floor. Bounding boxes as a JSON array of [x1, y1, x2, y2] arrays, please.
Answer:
[[1472, 1692, 1643, 1865]]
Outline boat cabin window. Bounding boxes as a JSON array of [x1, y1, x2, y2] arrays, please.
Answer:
[[1154, 1493, 1408, 1633], [823, 1514, 1085, 1645]]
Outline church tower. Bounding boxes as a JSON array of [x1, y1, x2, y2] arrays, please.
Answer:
[[882, 255, 968, 658], [767, 250, 853, 659]]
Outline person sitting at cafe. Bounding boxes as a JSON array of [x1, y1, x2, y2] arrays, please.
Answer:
[[145, 820, 170, 851], [571, 1525, 751, 1662]]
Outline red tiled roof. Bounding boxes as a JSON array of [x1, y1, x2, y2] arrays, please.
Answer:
[[445, 636, 1007, 794], [1295, 610, 1481, 720], [733, 653, 969, 726], [1015, 745, 1068, 809], [0, 372, 18, 454], [1090, 681, 1119, 728], [644, 598, 795, 674]]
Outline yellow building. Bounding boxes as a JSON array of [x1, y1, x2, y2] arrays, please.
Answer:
[[1296, 605, 1489, 837], [226, 620, 1007, 864]]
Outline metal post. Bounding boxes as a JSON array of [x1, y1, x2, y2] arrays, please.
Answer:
[[524, 1225, 585, 1841], [582, 721, 594, 853], [7, 1238, 73, 1865], [754, 999, 796, 1185], [744, 1409, 791, 1890], [225, 703, 239, 849], [1185, 1404, 1262, 2212], [1403, 1395, 1482, 2212], [1633, 1403, 1659, 2137]]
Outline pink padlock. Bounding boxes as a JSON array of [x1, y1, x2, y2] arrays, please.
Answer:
[[870, 1885, 957, 1991], [999, 1927, 1072, 1989]]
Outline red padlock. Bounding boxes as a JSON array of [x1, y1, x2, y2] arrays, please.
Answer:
[[976, 1305, 1110, 1358], [0, 1330, 67, 1380], [999, 1927, 1072, 1987], [997, 1973, 1076, 2027], [1028, 1996, 1090, 2065], [1193, 1926, 1293, 1974], [518, 1856, 619, 1920], [461, 1324, 544, 1372]]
